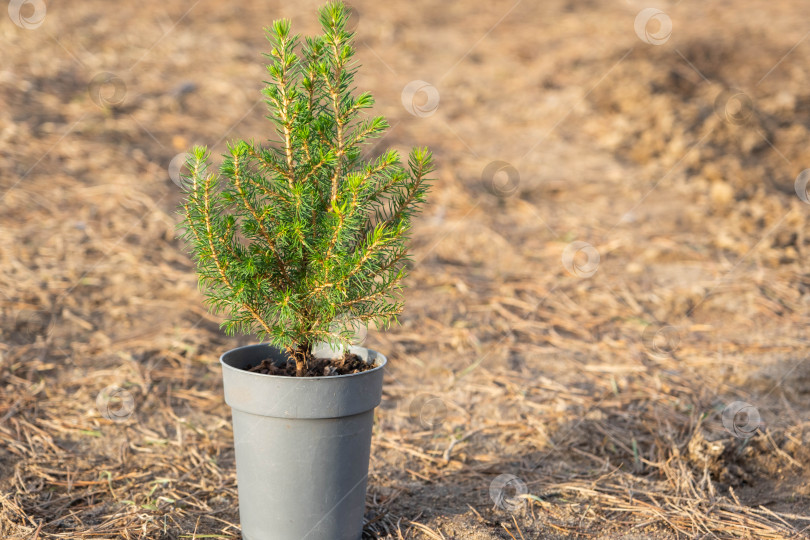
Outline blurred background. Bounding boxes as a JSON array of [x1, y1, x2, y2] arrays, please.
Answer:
[[1, 0, 809, 538]]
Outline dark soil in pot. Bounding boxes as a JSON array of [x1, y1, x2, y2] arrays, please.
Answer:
[[245, 351, 375, 377]]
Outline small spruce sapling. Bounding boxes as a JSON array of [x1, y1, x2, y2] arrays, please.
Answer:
[[179, 1, 433, 376]]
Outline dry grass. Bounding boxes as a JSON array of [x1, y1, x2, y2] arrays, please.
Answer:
[[2, 0, 810, 538]]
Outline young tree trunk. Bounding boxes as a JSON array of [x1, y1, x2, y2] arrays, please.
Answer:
[[291, 343, 310, 377]]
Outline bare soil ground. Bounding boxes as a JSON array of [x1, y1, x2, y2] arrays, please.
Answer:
[[2, 0, 810, 538]]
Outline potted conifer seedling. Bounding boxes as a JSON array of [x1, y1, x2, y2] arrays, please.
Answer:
[[178, 3, 432, 539]]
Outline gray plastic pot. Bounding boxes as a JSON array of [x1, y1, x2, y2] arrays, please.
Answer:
[[220, 343, 386, 540]]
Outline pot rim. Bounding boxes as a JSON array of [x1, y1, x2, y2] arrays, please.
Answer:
[[219, 342, 387, 381]]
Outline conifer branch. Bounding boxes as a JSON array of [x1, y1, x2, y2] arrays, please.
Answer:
[[245, 146, 294, 192], [231, 149, 292, 288], [178, 2, 433, 359], [200, 171, 274, 337]]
